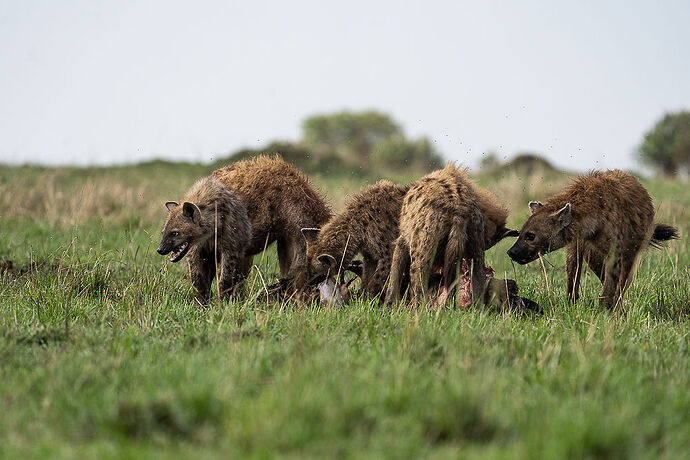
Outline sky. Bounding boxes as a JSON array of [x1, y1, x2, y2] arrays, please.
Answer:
[[1, 0, 689, 171]]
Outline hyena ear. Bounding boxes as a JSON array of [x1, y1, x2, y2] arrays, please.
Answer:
[[182, 201, 202, 223], [165, 201, 179, 212], [317, 254, 338, 270], [301, 228, 321, 244], [500, 228, 520, 239], [552, 203, 572, 228], [528, 201, 543, 214]]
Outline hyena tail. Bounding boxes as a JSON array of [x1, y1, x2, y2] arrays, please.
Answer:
[[650, 223, 679, 249]]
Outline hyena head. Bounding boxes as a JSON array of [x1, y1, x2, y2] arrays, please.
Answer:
[[157, 201, 207, 263], [507, 201, 572, 264], [301, 228, 339, 282]]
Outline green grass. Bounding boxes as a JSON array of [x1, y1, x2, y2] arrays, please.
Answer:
[[0, 162, 688, 459]]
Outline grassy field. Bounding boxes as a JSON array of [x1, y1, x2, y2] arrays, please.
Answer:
[[0, 161, 688, 458]]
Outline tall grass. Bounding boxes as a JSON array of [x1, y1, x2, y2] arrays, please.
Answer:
[[0, 162, 688, 458]]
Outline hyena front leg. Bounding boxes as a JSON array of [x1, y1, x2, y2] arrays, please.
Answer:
[[360, 257, 378, 293], [364, 255, 392, 299], [277, 237, 295, 279], [386, 238, 409, 305], [566, 243, 584, 303], [283, 235, 314, 290], [466, 207, 486, 305], [188, 247, 215, 306]]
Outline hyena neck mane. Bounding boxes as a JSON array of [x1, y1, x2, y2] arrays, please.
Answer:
[[182, 178, 243, 241], [537, 194, 598, 243]]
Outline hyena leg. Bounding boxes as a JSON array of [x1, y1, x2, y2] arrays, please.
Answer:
[[614, 243, 645, 308], [359, 257, 377, 293], [600, 257, 621, 310], [444, 216, 467, 296], [218, 250, 242, 301], [237, 255, 253, 283], [409, 238, 437, 305], [466, 207, 486, 305], [386, 238, 409, 304], [566, 244, 584, 303], [364, 256, 391, 298], [188, 248, 214, 306], [586, 250, 606, 283], [277, 238, 295, 278]]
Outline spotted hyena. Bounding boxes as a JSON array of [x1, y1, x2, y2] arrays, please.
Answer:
[[157, 177, 250, 305], [507, 170, 679, 309], [301, 180, 409, 299], [386, 163, 518, 305], [211, 155, 332, 288]]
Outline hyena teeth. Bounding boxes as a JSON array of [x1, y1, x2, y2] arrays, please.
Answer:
[[169, 242, 189, 262]]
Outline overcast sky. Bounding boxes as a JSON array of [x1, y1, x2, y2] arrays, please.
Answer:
[[1, 0, 689, 171]]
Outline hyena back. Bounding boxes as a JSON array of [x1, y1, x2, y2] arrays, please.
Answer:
[[157, 177, 250, 305], [386, 163, 518, 306], [301, 180, 409, 298], [507, 169, 679, 309]]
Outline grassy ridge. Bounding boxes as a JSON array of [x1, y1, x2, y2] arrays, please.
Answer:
[[0, 162, 688, 458]]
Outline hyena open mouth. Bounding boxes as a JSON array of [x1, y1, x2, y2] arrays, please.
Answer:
[[169, 242, 190, 262]]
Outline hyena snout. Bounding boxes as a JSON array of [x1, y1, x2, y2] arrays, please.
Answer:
[[157, 237, 191, 263], [156, 241, 171, 255], [507, 243, 533, 265]]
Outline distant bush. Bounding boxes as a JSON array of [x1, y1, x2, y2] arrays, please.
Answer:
[[639, 111, 690, 176], [214, 110, 445, 177], [370, 136, 444, 172], [302, 111, 402, 167], [478, 153, 562, 179]]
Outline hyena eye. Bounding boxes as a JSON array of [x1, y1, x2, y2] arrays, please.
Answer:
[[525, 232, 536, 241], [170, 231, 179, 237]]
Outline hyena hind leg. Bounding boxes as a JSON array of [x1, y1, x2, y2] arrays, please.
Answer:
[[600, 257, 622, 310], [386, 238, 409, 305], [409, 240, 436, 305], [444, 216, 467, 296], [466, 207, 486, 305], [218, 250, 244, 300], [613, 243, 646, 308]]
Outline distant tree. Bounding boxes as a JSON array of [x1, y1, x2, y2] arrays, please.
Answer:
[[370, 136, 443, 173], [639, 111, 690, 176], [301, 111, 402, 166]]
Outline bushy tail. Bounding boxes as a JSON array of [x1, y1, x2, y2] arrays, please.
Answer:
[[650, 223, 679, 249]]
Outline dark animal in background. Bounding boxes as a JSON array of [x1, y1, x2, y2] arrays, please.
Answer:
[[158, 177, 250, 305], [386, 163, 518, 305], [301, 180, 409, 299], [507, 169, 679, 309]]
